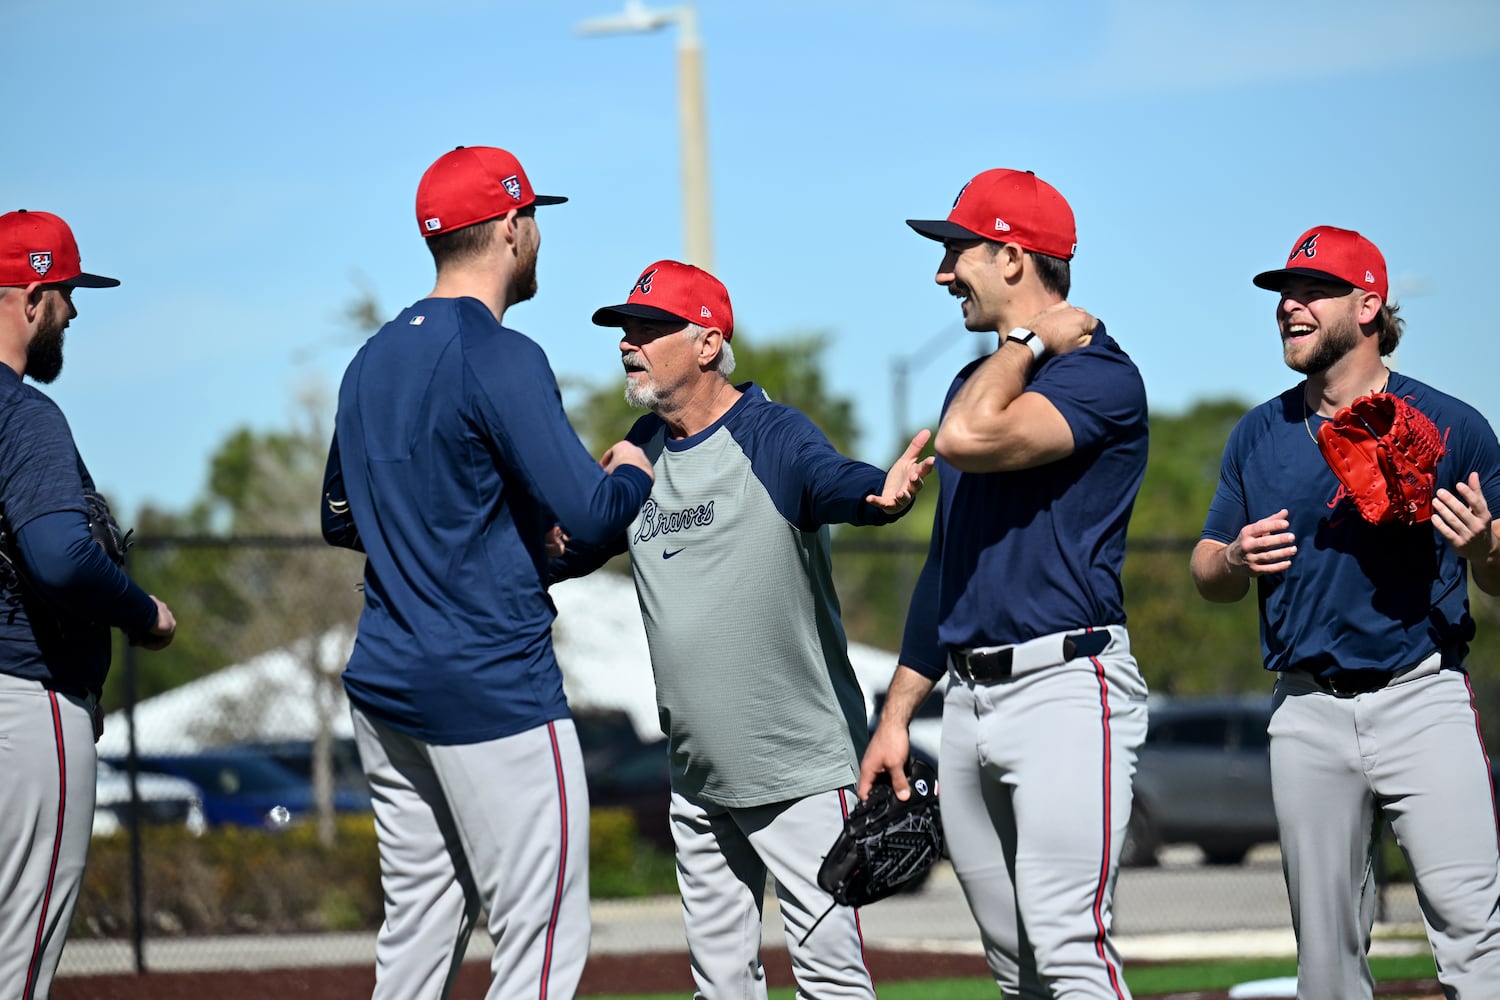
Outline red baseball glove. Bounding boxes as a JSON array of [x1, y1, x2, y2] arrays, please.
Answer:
[[1316, 392, 1447, 525]]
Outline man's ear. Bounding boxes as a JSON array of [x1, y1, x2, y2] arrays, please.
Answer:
[[697, 327, 726, 367], [997, 242, 1028, 281], [1356, 292, 1382, 325], [23, 282, 45, 321], [498, 209, 520, 249]]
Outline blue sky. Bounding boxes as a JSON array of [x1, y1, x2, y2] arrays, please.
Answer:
[[7, 0, 1500, 517]]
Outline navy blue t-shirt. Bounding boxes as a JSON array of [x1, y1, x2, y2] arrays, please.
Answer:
[[1202, 371, 1500, 676], [323, 297, 651, 744], [0, 366, 155, 696], [900, 324, 1149, 677]]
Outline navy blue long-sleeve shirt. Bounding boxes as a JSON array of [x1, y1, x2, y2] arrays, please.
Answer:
[[0, 366, 156, 698], [323, 297, 651, 744]]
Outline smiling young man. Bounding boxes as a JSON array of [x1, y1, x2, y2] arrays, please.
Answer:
[[552, 259, 934, 999], [860, 169, 1151, 999], [1192, 226, 1500, 998]]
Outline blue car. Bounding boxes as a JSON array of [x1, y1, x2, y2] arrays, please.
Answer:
[[104, 748, 371, 829]]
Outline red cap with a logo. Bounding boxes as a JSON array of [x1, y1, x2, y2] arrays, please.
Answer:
[[1253, 226, 1388, 301], [591, 260, 734, 340], [415, 146, 567, 238], [0, 210, 120, 288], [907, 169, 1077, 261]]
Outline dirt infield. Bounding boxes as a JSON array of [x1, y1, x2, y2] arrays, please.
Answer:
[[53, 949, 1442, 999]]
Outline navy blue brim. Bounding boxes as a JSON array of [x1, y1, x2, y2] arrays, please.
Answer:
[[591, 303, 690, 328], [58, 272, 120, 288], [906, 218, 987, 243], [1252, 267, 1353, 292]]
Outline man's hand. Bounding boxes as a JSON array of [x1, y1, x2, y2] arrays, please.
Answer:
[[1025, 302, 1098, 357], [859, 719, 913, 801], [601, 440, 655, 481], [860, 665, 939, 799], [1433, 473, 1495, 560], [1225, 509, 1297, 577], [131, 596, 176, 651], [866, 429, 936, 513], [544, 525, 569, 558], [1434, 473, 1500, 595]]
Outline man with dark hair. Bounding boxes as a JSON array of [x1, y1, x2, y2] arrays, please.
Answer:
[[0, 209, 177, 998], [322, 146, 654, 1000], [1193, 225, 1500, 998], [861, 168, 1151, 998]]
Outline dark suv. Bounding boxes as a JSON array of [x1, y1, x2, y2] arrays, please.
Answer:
[[1121, 695, 1277, 866]]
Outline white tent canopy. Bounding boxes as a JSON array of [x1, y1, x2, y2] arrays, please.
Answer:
[[100, 571, 900, 755]]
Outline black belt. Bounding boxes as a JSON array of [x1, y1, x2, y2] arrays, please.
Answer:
[[950, 630, 1112, 684], [1307, 669, 1393, 698]]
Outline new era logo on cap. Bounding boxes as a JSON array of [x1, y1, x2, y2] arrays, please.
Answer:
[[1253, 225, 1388, 301], [0, 210, 120, 288], [414, 146, 568, 238], [591, 259, 735, 339], [908, 169, 1077, 261]]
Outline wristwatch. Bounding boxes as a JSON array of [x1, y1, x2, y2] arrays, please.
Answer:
[[1005, 327, 1045, 362]]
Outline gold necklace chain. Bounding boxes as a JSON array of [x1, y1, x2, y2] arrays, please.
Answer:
[[1304, 368, 1391, 443]]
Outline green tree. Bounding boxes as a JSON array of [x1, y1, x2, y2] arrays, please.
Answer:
[[117, 384, 364, 845], [1121, 399, 1267, 695]]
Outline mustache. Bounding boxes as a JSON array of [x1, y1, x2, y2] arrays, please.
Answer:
[[621, 355, 648, 371]]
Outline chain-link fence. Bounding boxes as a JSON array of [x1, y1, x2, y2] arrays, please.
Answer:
[[62, 535, 1485, 980]]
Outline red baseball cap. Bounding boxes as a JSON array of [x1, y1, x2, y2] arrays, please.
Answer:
[[415, 146, 567, 238], [1253, 226, 1388, 301], [907, 169, 1077, 261], [591, 260, 734, 339], [0, 210, 120, 288]]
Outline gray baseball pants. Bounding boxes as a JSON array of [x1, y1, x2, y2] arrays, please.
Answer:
[[669, 785, 875, 999], [0, 673, 96, 1000], [352, 708, 591, 1000], [1271, 655, 1500, 1000], [939, 626, 1148, 999]]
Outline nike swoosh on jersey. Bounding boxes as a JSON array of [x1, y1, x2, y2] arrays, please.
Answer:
[[662, 548, 685, 560]]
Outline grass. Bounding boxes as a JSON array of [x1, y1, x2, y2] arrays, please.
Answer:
[[584, 953, 1439, 999]]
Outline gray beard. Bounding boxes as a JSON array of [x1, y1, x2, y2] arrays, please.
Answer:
[[624, 378, 659, 410]]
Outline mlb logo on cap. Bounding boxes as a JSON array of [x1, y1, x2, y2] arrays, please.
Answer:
[[591, 260, 735, 339]]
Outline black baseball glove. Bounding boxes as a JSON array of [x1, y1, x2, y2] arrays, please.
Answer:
[[817, 758, 944, 908], [84, 489, 133, 565]]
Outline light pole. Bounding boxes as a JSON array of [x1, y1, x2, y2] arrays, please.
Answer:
[[578, 2, 714, 272], [890, 320, 974, 456]]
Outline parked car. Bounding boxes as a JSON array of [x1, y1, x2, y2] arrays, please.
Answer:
[[94, 760, 206, 838], [573, 707, 672, 852], [241, 736, 371, 798], [1122, 694, 1277, 867], [104, 747, 371, 829]]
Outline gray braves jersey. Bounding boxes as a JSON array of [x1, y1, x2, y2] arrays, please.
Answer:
[[622, 385, 894, 808]]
